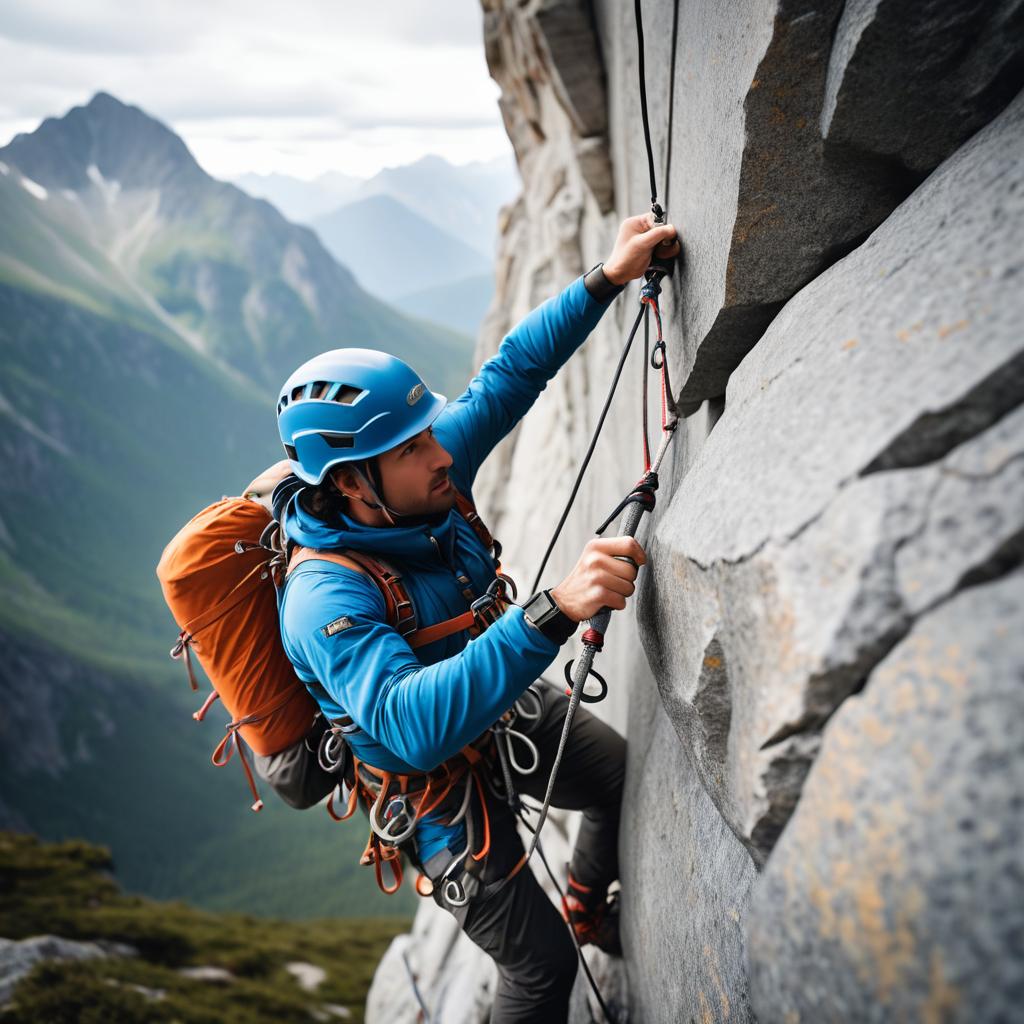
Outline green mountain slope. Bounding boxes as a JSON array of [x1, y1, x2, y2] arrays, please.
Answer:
[[0, 92, 471, 918]]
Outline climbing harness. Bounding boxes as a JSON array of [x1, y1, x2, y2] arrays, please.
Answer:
[[292, 487, 520, 897]]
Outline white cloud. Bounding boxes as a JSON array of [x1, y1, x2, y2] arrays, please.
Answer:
[[0, 0, 511, 179]]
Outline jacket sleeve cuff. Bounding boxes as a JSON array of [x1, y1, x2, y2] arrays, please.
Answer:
[[583, 263, 626, 304]]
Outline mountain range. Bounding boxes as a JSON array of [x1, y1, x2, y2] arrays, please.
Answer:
[[0, 91, 482, 917], [236, 153, 518, 333], [236, 153, 518, 255]]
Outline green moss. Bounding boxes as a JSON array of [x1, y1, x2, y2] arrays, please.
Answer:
[[0, 832, 410, 1023]]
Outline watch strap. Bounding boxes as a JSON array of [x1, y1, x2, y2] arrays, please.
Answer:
[[523, 590, 577, 646], [583, 263, 625, 304]]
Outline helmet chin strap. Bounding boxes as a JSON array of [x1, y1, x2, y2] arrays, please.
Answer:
[[352, 462, 400, 526], [350, 461, 448, 529]]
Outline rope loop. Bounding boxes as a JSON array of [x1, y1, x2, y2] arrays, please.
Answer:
[[563, 659, 608, 703], [650, 339, 667, 370]]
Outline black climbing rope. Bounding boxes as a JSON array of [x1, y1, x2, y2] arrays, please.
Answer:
[[488, 3, 685, 1020]]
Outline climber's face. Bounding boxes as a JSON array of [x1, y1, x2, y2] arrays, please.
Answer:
[[331, 426, 455, 518], [376, 425, 456, 516]]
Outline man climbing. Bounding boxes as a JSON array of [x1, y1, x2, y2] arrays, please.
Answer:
[[275, 212, 679, 1023]]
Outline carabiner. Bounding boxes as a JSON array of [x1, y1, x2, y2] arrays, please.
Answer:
[[650, 340, 667, 369], [497, 572, 518, 602], [471, 575, 508, 616], [318, 731, 347, 773], [369, 791, 418, 846], [513, 684, 543, 722], [443, 874, 469, 908], [447, 774, 474, 826], [505, 727, 539, 775], [440, 810, 474, 908]]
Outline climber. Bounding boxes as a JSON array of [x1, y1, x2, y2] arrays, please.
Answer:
[[275, 212, 679, 1023]]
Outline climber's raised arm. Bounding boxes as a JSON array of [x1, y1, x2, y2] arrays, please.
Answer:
[[435, 212, 679, 487]]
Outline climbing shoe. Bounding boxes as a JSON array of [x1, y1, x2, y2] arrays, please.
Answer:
[[562, 874, 622, 956]]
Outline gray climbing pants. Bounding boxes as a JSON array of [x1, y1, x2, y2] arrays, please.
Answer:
[[424, 679, 626, 1024]]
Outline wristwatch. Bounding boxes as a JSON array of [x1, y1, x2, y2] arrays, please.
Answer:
[[522, 590, 578, 645], [583, 262, 626, 304]]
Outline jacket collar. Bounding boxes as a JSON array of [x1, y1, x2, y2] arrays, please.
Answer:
[[280, 482, 458, 568]]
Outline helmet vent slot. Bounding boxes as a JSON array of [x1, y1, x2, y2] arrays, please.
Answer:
[[291, 386, 306, 402], [283, 443, 298, 460], [309, 381, 330, 400], [332, 385, 364, 405], [322, 433, 355, 449]]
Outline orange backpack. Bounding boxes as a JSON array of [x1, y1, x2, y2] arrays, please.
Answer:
[[157, 483, 511, 811], [157, 496, 319, 809]]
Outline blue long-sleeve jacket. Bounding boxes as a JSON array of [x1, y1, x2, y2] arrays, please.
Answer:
[[278, 273, 615, 861]]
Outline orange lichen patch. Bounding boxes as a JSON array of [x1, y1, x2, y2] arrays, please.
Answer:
[[860, 713, 895, 746], [704, 945, 731, 1018], [704, 655, 723, 669], [936, 660, 969, 692], [890, 680, 919, 715], [896, 322, 925, 342], [811, 880, 837, 939], [921, 949, 961, 1024], [841, 338, 859, 350], [698, 989, 714, 1024], [750, 77, 761, 90], [733, 203, 781, 246], [937, 319, 968, 339]]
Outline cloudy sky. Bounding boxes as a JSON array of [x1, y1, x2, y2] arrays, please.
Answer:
[[0, 0, 512, 180]]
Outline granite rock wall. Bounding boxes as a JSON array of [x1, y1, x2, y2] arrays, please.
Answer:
[[367, 2, 1024, 1021]]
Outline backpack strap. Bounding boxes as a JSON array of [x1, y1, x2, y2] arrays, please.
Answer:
[[288, 546, 481, 650], [454, 490, 495, 554], [289, 547, 419, 643]]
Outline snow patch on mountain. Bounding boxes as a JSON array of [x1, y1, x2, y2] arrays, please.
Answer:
[[87, 163, 121, 205], [19, 176, 47, 200]]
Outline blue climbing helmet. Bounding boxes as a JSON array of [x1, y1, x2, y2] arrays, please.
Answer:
[[277, 348, 447, 485]]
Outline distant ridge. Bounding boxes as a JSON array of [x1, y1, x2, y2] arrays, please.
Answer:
[[0, 91, 474, 395], [313, 192, 490, 299]]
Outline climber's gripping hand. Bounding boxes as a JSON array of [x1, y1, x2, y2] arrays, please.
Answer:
[[550, 537, 647, 622], [601, 212, 680, 286]]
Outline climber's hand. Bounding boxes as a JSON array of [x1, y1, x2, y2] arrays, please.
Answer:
[[550, 536, 647, 621], [602, 212, 680, 285]]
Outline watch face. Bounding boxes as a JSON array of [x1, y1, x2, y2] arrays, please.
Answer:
[[525, 591, 557, 625]]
